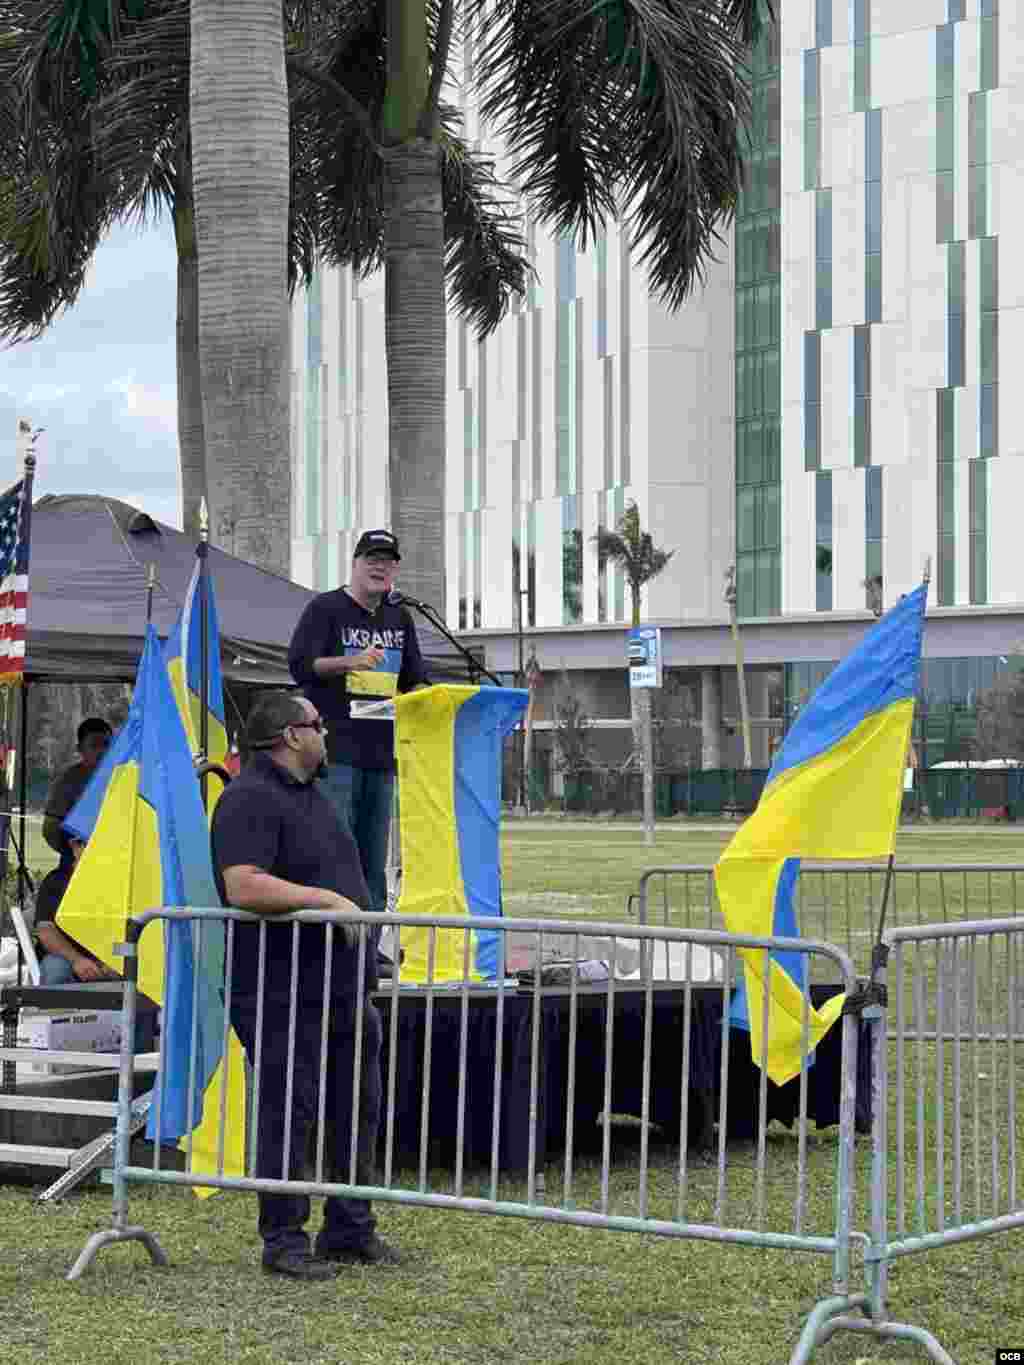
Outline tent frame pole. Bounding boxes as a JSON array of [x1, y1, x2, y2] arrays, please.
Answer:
[[197, 503, 210, 806]]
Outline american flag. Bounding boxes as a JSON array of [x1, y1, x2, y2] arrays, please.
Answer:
[[0, 479, 29, 685]]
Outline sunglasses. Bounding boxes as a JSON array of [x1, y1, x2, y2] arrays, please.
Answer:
[[289, 719, 328, 735]]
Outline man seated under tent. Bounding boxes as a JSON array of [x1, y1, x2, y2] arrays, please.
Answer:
[[34, 717, 118, 984]]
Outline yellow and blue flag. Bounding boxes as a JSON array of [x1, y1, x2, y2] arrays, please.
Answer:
[[715, 583, 928, 1085], [395, 684, 528, 982], [163, 554, 229, 769], [59, 625, 227, 1143], [161, 556, 245, 1184]]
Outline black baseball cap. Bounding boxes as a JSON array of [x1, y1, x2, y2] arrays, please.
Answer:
[[353, 529, 401, 560]]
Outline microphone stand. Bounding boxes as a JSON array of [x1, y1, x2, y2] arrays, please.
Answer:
[[398, 597, 505, 687]]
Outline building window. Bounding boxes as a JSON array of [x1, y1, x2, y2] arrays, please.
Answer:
[[969, 459, 987, 605], [980, 0, 998, 91], [968, 92, 988, 240], [804, 331, 821, 471], [556, 235, 577, 497], [816, 471, 833, 612], [305, 271, 323, 539], [854, 325, 871, 467], [980, 236, 998, 459], [947, 241, 965, 389], [735, 22, 781, 619], [937, 389, 956, 606], [853, 0, 870, 112], [936, 24, 956, 243], [815, 0, 831, 48], [815, 189, 832, 330], [562, 495, 582, 625], [865, 466, 883, 612], [865, 110, 882, 322], [803, 49, 820, 192]]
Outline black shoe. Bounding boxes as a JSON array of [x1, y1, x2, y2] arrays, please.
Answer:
[[263, 1249, 341, 1281], [314, 1234, 403, 1266]]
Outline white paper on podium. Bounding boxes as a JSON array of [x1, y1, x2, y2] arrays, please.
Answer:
[[349, 698, 395, 721]]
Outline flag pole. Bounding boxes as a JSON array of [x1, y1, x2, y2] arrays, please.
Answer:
[[869, 560, 932, 984], [197, 499, 210, 807], [145, 563, 157, 625], [16, 432, 36, 982]]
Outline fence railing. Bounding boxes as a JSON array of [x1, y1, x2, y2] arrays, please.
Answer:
[[636, 864, 1024, 985], [66, 907, 868, 1364], [503, 759, 1024, 820], [794, 917, 1024, 1363], [52, 899, 1024, 1362]]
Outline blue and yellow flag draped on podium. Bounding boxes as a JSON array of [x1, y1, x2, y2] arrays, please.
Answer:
[[60, 625, 229, 1145], [163, 554, 229, 774], [395, 685, 529, 982], [715, 583, 928, 1085]]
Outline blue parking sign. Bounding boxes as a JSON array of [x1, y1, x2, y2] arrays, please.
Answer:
[[627, 626, 662, 689]]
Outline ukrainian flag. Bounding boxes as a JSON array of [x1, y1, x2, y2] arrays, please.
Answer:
[[60, 624, 228, 1142], [163, 553, 229, 771], [395, 684, 528, 982], [161, 552, 246, 1184], [715, 583, 928, 1085]]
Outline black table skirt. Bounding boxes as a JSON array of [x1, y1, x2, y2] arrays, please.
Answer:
[[374, 983, 871, 1174]]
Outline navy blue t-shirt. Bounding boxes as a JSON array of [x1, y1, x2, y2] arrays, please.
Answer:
[[287, 588, 428, 771], [210, 753, 374, 1003]]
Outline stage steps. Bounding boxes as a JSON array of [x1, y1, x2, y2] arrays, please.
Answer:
[[0, 981, 158, 1200]]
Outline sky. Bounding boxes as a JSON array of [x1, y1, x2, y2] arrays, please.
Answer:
[[0, 218, 182, 528]]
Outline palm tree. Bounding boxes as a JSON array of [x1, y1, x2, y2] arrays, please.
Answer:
[[0, 0, 526, 555], [15, 0, 766, 594], [289, 0, 767, 606], [593, 500, 674, 845], [0, 0, 207, 535]]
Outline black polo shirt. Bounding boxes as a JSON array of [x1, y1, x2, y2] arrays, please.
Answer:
[[210, 753, 374, 1004]]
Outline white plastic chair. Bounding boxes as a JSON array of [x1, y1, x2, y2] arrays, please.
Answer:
[[0, 904, 41, 985]]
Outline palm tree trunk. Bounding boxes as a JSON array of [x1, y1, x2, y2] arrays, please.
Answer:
[[637, 688, 655, 846], [383, 139, 446, 610], [190, 0, 291, 574], [174, 198, 206, 541], [628, 590, 655, 846]]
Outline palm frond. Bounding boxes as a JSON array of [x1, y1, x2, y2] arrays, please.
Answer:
[[39, 0, 145, 97], [91, 0, 190, 223], [440, 132, 530, 336], [592, 500, 673, 588], [475, 0, 762, 307], [0, 123, 115, 341], [286, 3, 388, 287]]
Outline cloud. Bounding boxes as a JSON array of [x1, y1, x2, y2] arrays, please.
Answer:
[[0, 219, 182, 528]]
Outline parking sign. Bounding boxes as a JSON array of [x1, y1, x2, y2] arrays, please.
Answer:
[[628, 626, 662, 689]]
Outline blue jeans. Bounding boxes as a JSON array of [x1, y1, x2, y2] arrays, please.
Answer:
[[319, 764, 394, 919], [39, 952, 75, 985]]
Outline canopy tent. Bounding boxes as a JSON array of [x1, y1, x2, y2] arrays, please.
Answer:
[[21, 494, 471, 687]]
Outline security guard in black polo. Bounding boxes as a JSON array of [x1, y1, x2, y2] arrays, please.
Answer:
[[211, 691, 401, 1279]]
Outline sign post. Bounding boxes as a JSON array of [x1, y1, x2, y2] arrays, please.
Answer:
[[627, 628, 661, 847], [628, 626, 663, 690]]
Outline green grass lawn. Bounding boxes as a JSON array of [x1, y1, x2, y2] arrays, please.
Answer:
[[2, 825, 1023, 1364]]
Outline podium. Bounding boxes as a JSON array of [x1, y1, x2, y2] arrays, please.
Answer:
[[393, 685, 528, 983]]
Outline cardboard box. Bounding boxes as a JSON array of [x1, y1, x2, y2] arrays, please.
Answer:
[[15, 1009, 122, 1078]]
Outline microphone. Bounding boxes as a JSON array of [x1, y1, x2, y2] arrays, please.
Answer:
[[387, 589, 429, 611]]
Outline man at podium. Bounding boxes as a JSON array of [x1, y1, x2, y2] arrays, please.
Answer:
[[288, 529, 428, 946]]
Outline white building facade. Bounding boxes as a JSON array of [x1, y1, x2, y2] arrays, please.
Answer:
[[290, 3, 1024, 767]]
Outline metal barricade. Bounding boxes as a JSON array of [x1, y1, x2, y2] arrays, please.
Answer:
[[68, 907, 865, 1364], [794, 917, 1024, 1364], [637, 864, 1024, 984]]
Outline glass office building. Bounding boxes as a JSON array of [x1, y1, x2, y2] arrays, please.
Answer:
[[290, 5, 1024, 765]]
